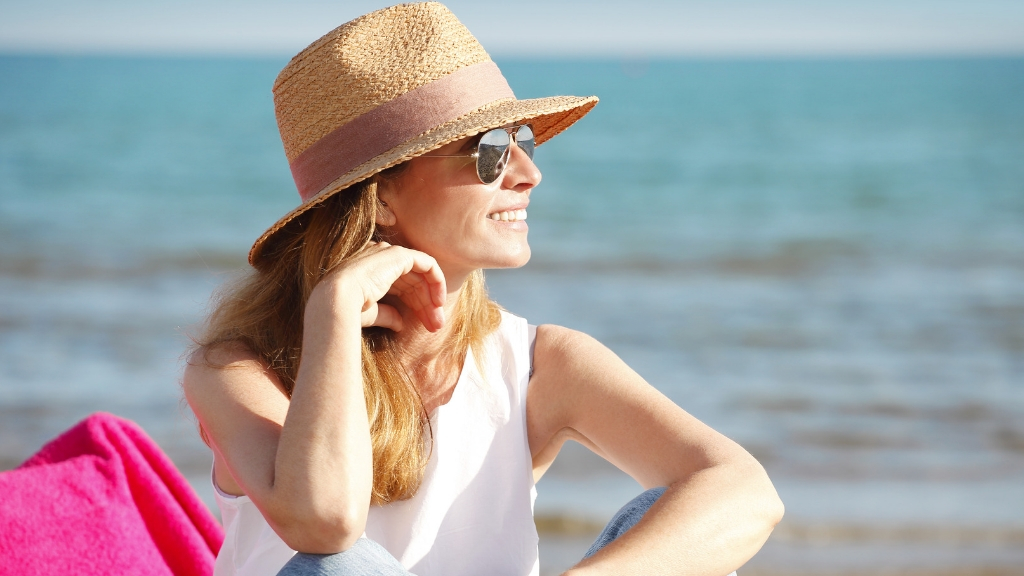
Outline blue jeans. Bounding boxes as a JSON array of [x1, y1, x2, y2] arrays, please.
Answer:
[[277, 487, 668, 575]]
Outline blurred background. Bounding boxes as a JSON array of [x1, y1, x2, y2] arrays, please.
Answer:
[[1, 1, 1023, 574]]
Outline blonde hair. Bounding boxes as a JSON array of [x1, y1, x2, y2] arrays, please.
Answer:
[[194, 174, 502, 504]]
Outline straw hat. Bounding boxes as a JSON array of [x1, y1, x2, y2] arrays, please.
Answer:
[[249, 1, 598, 264]]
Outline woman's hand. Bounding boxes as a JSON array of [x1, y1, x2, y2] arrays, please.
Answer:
[[310, 241, 447, 333]]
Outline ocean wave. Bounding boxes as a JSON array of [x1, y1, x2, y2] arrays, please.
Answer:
[[771, 521, 1024, 546], [520, 245, 1024, 278], [0, 251, 247, 280]]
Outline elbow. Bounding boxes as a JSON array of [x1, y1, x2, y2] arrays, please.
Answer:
[[761, 485, 785, 533], [741, 456, 784, 536], [271, 503, 367, 554], [767, 486, 785, 527], [698, 450, 784, 545]]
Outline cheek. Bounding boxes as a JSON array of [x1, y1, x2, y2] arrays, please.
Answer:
[[397, 201, 476, 248]]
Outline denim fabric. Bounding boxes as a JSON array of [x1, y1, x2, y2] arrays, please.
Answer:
[[583, 486, 667, 558], [277, 487, 668, 575], [276, 538, 411, 576]]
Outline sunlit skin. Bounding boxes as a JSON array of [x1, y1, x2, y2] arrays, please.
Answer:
[[182, 123, 784, 575], [375, 129, 539, 288], [351, 129, 543, 409]]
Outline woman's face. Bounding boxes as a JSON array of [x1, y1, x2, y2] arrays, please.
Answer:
[[376, 128, 542, 282]]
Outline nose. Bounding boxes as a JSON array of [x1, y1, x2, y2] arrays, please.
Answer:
[[502, 143, 542, 191]]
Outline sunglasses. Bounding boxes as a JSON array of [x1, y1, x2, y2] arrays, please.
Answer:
[[424, 124, 535, 184]]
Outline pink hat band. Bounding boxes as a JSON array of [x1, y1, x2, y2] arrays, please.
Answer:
[[289, 60, 515, 202]]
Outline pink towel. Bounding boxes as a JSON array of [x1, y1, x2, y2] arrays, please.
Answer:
[[0, 412, 223, 576]]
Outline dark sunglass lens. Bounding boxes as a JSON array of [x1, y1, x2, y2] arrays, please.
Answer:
[[477, 128, 509, 184], [516, 125, 535, 159]]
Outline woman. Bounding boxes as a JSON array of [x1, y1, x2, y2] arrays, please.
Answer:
[[183, 3, 783, 575]]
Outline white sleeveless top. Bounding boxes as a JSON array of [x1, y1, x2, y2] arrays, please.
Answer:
[[213, 311, 539, 576]]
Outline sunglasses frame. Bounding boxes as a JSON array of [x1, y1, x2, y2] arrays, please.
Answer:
[[423, 123, 535, 184]]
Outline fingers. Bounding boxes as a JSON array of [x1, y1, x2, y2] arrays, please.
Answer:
[[387, 273, 445, 332], [353, 243, 447, 332], [400, 250, 448, 332], [400, 249, 447, 308], [363, 302, 404, 332]]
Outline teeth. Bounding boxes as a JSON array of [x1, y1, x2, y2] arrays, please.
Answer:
[[488, 209, 527, 222]]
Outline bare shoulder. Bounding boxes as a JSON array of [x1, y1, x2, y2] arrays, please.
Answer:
[[528, 324, 652, 433], [533, 323, 595, 358], [528, 323, 755, 488], [530, 323, 646, 404], [183, 342, 288, 404], [182, 341, 291, 437], [184, 341, 270, 381], [182, 342, 291, 495], [526, 324, 650, 474]]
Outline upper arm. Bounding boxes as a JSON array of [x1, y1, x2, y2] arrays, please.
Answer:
[[526, 325, 752, 488], [182, 345, 290, 499]]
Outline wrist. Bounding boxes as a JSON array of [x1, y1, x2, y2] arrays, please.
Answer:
[[300, 285, 366, 359], [305, 274, 364, 326], [295, 276, 366, 384]]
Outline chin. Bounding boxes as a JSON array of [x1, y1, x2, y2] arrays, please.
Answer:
[[486, 246, 531, 270]]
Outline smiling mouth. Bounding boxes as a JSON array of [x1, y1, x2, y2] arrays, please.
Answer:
[[487, 209, 527, 222]]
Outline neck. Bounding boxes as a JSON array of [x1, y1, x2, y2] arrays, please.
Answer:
[[383, 268, 475, 413]]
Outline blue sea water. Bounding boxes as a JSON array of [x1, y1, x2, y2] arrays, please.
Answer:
[[1, 55, 1023, 574]]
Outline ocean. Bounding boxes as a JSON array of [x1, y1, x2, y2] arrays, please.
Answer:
[[1, 55, 1022, 574]]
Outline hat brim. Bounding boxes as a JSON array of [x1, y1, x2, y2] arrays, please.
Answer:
[[249, 94, 598, 265]]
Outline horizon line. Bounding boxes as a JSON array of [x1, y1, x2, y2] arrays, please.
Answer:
[[3, 48, 1024, 60]]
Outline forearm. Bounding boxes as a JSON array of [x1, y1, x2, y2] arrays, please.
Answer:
[[269, 287, 373, 552], [565, 458, 783, 576]]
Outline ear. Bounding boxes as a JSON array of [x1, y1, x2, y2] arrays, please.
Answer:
[[375, 194, 397, 227]]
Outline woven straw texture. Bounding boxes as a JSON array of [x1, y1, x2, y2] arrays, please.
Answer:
[[274, 2, 491, 162], [250, 2, 598, 264]]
